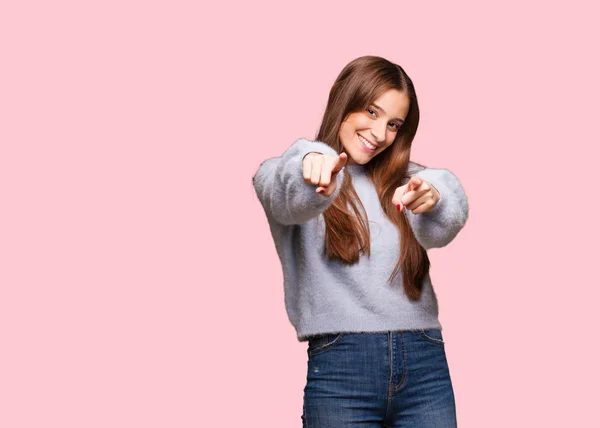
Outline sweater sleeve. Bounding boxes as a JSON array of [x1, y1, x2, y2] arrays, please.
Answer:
[[252, 138, 346, 225], [403, 164, 469, 249]]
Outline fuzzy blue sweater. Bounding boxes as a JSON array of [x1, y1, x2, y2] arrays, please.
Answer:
[[252, 138, 469, 342]]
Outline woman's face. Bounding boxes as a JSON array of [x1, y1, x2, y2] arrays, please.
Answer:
[[339, 89, 410, 165]]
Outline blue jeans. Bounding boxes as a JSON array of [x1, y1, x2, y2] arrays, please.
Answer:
[[301, 330, 457, 427]]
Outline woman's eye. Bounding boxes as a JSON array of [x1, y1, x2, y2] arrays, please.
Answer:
[[367, 108, 399, 130]]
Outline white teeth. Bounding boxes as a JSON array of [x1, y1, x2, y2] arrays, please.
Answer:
[[358, 134, 377, 149]]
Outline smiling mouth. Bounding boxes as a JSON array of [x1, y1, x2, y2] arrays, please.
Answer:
[[358, 133, 378, 150]]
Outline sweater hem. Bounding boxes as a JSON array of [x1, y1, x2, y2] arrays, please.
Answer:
[[296, 317, 442, 342]]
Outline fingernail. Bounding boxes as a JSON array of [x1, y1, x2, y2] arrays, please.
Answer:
[[396, 203, 403, 211]]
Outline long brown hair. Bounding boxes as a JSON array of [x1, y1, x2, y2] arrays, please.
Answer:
[[316, 55, 430, 301]]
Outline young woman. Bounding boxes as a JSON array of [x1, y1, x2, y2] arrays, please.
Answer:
[[252, 55, 469, 428]]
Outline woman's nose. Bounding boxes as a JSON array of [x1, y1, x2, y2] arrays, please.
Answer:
[[370, 121, 387, 143]]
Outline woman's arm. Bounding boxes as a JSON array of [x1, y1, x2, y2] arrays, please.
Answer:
[[404, 165, 469, 249], [252, 138, 346, 225]]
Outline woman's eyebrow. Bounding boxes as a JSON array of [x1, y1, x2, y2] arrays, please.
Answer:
[[372, 103, 405, 123]]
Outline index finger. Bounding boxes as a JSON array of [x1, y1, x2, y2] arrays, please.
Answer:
[[406, 176, 423, 193], [331, 152, 348, 174]]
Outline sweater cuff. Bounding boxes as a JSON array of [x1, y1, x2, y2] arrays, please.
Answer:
[[293, 138, 345, 198], [404, 167, 469, 249], [252, 138, 346, 225]]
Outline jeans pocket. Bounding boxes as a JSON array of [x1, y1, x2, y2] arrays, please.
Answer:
[[419, 328, 445, 346], [307, 333, 345, 357]]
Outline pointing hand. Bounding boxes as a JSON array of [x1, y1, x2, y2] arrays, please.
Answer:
[[393, 176, 440, 214], [302, 152, 348, 197]]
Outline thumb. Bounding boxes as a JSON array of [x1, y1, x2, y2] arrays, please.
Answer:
[[405, 176, 423, 193], [332, 152, 348, 174]]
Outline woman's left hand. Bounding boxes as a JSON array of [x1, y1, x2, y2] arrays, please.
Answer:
[[393, 176, 441, 214]]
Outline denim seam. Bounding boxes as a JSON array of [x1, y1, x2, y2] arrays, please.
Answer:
[[301, 404, 307, 428], [384, 331, 394, 422], [393, 331, 408, 391]]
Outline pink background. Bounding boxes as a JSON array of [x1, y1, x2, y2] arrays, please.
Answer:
[[1, 0, 599, 426]]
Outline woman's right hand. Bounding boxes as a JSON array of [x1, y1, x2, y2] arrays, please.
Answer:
[[302, 151, 348, 197]]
